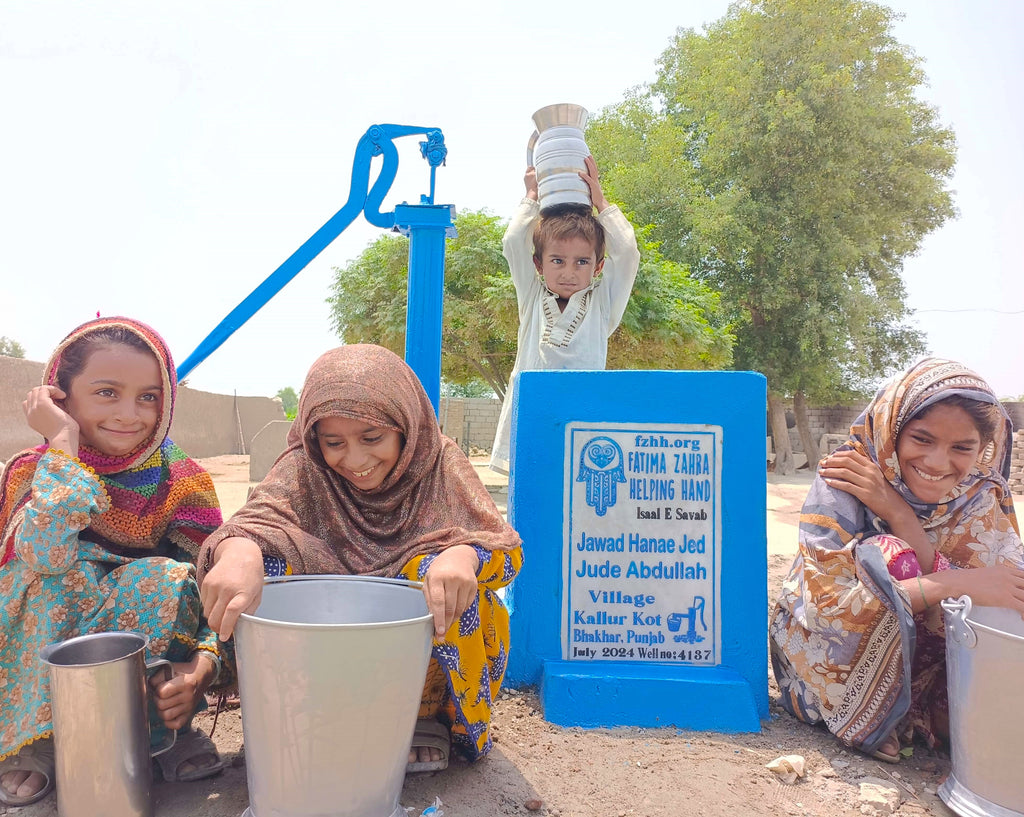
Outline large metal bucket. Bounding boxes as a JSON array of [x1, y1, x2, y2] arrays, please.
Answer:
[[235, 576, 434, 817], [940, 596, 1024, 817]]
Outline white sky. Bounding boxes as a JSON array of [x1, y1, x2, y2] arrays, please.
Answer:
[[2, 1, 1022, 398]]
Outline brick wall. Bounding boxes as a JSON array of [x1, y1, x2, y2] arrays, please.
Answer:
[[1000, 403, 1024, 496], [1010, 431, 1024, 495], [439, 397, 502, 452], [786, 404, 862, 455]]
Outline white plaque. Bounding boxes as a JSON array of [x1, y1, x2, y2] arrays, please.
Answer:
[[562, 423, 722, 665]]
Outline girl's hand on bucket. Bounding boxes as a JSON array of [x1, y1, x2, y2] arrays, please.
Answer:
[[151, 653, 219, 730], [423, 545, 480, 638], [201, 537, 265, 640], [940, 564, 1024, 615]]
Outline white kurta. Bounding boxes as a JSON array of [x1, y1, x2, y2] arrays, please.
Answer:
[[489, 197, 640, 473]]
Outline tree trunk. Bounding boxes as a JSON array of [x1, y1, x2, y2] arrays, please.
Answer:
[[468, 359, 506, 401], [767, 391, 795, 475], [793, 391, 819, 470]]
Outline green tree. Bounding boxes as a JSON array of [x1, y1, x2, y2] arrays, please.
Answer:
[[588, 0, 953, 472], [275, 386, 299, 419], [608, 230, 734, 371], [328, 209, 733, 401], [0, 336, 26, 358], [328, 210, 516, 399], [441, 380, 496, 398]]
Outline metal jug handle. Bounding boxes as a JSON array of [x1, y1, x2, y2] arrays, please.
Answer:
[[940, 594, 977, 649], [526, 130, 539, 167], [145, 658, 177, 757]]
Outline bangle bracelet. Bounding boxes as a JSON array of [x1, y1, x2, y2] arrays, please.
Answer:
[[916, 575, 931, 609]]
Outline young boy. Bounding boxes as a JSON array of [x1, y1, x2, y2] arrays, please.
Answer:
[[489, 155, 640, 474]]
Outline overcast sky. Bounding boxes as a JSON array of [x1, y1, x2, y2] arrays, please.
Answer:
[[2, 1, 1022, 399]]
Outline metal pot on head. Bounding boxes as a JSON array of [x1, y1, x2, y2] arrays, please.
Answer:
[[527, 103, 592, 214]]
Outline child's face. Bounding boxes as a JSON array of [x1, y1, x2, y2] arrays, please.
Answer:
[[896, 403, 981, 503], [62, 344, 162, 457], [534, 235, 605, 299], [316, 416, 403, 491]]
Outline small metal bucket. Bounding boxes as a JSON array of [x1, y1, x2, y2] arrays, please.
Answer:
[[39, 631, 175, 817], [235, 576, 434, 817], [940, 595, 1024, 816]]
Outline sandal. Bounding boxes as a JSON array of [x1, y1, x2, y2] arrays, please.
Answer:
[[0, 738, 56, 806], [153, 727, 226, 782], [406, 719, 450, 774], [869, 732, 901, 764]]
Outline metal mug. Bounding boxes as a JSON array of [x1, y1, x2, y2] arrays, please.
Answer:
[[526, 102, 592, 213], [39, 631, 176, 817]]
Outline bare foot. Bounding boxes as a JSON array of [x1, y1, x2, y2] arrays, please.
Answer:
[[878, 734, 900, 756], [1, 769, 48, 800], [408, 745, 444, 764], [155, 726, 225, 782], [175, 750, 223, 779], [406, 718, 449, 769], [868, 732, 901, 763]]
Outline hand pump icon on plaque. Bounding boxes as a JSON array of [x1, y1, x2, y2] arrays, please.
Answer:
[[526, 103, 592, 214], [668, 597, 708, 643]]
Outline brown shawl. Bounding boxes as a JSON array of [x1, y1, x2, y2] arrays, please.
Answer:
[[199, 344, 520, 578]]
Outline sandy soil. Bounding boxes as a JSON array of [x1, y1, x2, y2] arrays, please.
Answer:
[[4, 457, 964, 817]]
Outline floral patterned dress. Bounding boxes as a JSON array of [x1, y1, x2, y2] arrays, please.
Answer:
[[769, 358, 1023, 755], [0, 450, 222, 760]]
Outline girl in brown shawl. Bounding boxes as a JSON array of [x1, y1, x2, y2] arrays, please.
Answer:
[[199, 344, 523, 771], [770, 358, 1024, 763]]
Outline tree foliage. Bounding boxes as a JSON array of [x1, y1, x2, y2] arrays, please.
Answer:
[[590, 0, 951, 397], [608, 230, 734, 371], [275, 386, 298, 419], [327, 209, 733, 401], [441, 380, 496, 398], [588, 0, 954, 470], [327, 211, 516, 399], [0, 336, 25, 358]]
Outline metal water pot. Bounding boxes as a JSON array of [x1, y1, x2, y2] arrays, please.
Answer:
[[39, 631, 175, 817], [940, 595, 1024, 816], [527, 103, 591, 213]]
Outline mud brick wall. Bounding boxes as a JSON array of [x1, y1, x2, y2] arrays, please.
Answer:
[[439, 397, 502, 453], [1009, 430, 1024, 494], [786, 405, 862, 455], [0, 355, 284, 461]]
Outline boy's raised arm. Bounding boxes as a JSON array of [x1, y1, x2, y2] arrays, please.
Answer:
[[502, 166, 543, 301], [579, 155, 610, 213], [523, 166, 538, 201], [586, 154, 640, 331]]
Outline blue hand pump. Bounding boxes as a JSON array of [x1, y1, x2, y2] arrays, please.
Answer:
[[175, 124, 455, 413]]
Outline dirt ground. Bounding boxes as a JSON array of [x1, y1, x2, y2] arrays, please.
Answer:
[[4, 457, 971, 817]]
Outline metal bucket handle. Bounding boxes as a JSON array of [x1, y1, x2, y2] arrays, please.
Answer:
[[526, 130, 539, 167], [941, 594, 978, 649], [146, 657, 176, 757]]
